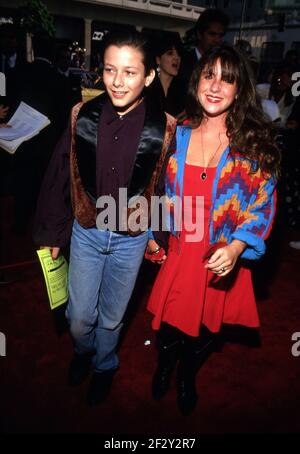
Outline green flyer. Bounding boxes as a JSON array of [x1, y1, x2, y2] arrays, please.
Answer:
[[37, 249, 69, 310]]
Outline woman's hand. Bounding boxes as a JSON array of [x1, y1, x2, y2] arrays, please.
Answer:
[[146, 239, 167, 265], [205, 240, 246, 276], [40, 246, 60, 260]]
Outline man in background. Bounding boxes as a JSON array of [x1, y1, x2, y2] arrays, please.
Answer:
[[181, 8, 229, 83]]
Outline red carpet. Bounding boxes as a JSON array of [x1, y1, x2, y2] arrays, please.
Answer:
[[0, 196, 300, 433]]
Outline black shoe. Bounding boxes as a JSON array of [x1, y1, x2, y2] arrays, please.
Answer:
[[152, 364, 174, 400], [152, 331, 181, 400], [86, 370, 116, 407], [68, 353, 91, 387], [176, 330, 215, 415], [177, 372, 198, 416]]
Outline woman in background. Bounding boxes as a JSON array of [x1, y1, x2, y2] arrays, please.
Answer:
[[147, 34, 187, 118]]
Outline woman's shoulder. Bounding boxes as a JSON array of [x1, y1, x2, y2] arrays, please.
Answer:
[[176, 124, 192, 134], [175, 124, 192, 148]]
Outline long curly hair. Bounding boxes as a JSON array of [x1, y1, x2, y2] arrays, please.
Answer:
[[186, 44, 281, 178]]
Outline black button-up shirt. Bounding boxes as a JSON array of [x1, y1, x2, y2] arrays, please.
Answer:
[[97, 99, 145, 204]]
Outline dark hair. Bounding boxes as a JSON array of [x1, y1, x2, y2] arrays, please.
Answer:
[[235, 39, 252, 56], [55, 44, 71, 58], [102, 31, 155, 76], [32, 33, 54, 60], [284, 49, 299, 61], [269, 64, 297, 107], [154, 33, 184, 58], [0, 23, 18, 38], [186, 44, 280, 177], [195, 8, 229, 34]]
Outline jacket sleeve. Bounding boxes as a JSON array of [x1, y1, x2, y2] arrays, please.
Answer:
[[33, 121, 73, 247], [231, 175, 277, 260]]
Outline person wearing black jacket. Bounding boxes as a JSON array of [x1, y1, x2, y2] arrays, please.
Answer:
[[147, 34, 187, 118], [34, 31, 176, 407]]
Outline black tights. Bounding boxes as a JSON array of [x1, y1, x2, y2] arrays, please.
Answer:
[[158, 322, 215, 350]]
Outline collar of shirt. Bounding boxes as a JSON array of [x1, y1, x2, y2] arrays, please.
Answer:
[[2, 52, 17, 69], [195, 47, 202, 61], [103, 97, 146, 126], [57, 67, 70, 77]]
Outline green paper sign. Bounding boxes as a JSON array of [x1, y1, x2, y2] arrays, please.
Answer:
[[37, 249, 69, 310]]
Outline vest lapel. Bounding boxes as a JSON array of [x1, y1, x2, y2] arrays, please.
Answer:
[[75, 93, 107, 200], [127, 99, 166, 200], [75, 94, 166, 202]]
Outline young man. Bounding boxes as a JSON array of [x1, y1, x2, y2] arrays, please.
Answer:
[[34, 32, 176, 407]]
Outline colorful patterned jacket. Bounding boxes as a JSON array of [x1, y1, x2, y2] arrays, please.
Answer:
[[162, 125, 277, 260]]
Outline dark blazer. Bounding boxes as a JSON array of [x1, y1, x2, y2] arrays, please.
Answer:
[[8, 59, 78, 223], [147, 76, 187, 118], [17, 59, 72, 132], [179, 48, 199, 86], [0, 51, 26, 114]]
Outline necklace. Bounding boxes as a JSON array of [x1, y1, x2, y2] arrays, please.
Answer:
[[200, 127, 224, 181]]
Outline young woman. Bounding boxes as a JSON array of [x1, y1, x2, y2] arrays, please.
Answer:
[[146, 44, 280, 415], [34, 31, 176, 407]]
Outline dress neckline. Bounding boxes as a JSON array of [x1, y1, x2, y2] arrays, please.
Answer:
[[185, 162, 217, 169]]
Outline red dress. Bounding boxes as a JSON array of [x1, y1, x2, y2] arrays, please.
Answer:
[[147, 163, 259, 337]]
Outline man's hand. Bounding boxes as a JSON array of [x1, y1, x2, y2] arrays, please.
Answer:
[[0, 104, 9, 120], [286, 119, 298, 130], [40, 246, 60, 260]]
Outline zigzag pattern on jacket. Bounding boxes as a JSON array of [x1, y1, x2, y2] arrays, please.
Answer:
[[164, 126, 277, 260]]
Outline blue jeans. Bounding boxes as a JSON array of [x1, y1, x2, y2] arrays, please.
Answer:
[[66, 220, 148, 371]]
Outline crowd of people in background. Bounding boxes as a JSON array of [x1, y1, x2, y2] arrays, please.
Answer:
[[0, 11, 299, 283], [0, 8, 299, 413]]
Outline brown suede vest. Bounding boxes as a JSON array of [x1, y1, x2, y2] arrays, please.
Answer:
[[70, 101, 176, 235]]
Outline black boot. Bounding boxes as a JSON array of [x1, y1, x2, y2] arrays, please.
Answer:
[[177, 328, 215, 415], [68, 353, 91, 387], [86, 369, 116, 407], [152, 323, 182, 400]]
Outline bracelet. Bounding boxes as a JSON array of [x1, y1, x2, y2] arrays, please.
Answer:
[[147, 246, 161, 255]]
